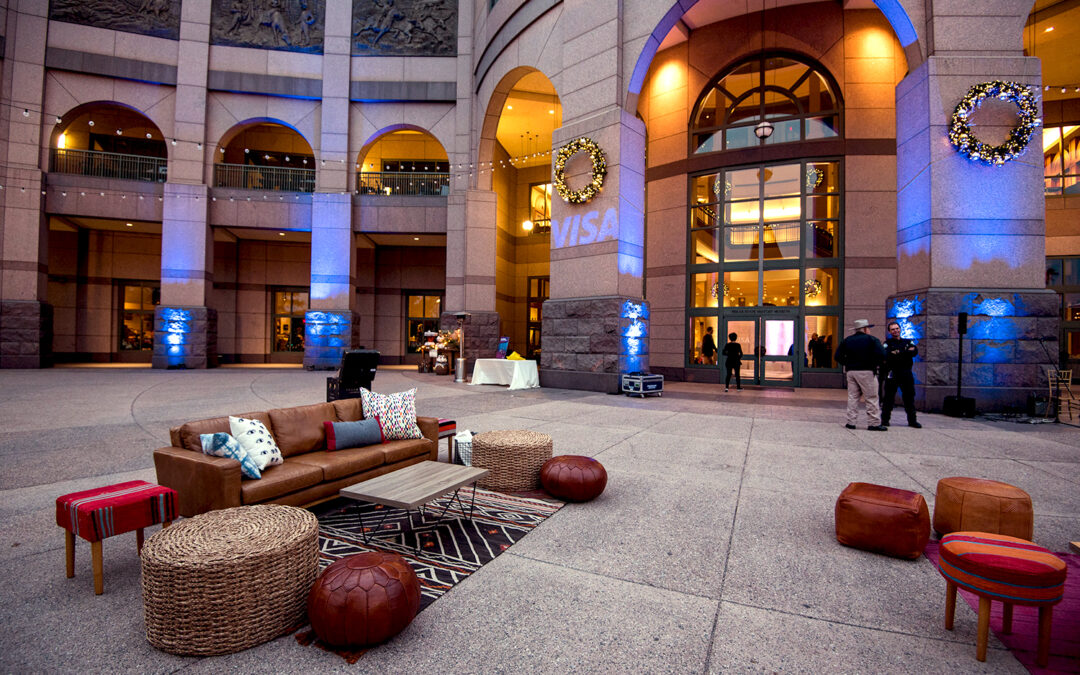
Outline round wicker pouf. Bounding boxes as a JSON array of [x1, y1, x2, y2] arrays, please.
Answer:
[[141, 504, 319, 656], [471, 430, 553, 491]]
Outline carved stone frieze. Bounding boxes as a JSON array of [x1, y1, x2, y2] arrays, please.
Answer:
[[49, 0, 181, 41], [352, 0, 456, 56], [211, 0, 325, 53]]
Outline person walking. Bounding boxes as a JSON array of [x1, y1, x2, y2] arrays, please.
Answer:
[[881, 320, 921, 428], [722, 332, 743, 392], [702, 326, 717, 365], [834, 319, 887, 430]]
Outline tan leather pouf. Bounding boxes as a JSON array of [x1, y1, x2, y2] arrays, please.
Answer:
[[933, 477, 1033, 539]]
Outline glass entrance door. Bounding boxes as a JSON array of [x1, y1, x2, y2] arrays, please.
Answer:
[[724, 315, 799, 385]]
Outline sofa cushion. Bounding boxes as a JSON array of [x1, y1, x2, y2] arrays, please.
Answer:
[[290, 446, 386, 481], [230, 416, 284, 470], [240, 460, 323, 505], [331, 398, 364, 422], [325, 418, 383, 451], [200, 432, 261, 480], [380, 439, 432, 464], [268, 402, 338, 457], [360, 389, 423, 440], [174, 412, 272, 452]]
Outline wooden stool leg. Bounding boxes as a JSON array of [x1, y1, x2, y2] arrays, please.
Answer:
[[137, 528, 144, 553], [91, 540, 103, 595], [162, 520, 171, 528], [1037, 605, 1053, 668], [65, 530, 75, 579], [1002, 603, 1013, 634], [945, 581, 957, 630], [976, 596, 991, 662]]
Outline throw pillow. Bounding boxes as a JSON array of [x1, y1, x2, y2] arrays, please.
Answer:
[[323, 417, 384, 451], [229, 416, 284, 470], [200, 432, 261, 479], [359, 388, 424, 441]]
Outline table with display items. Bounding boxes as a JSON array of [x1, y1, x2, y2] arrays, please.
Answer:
[[469, 358, 540, 390]]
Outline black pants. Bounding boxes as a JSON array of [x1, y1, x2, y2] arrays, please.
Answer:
[[725, 363, 741, 388], [882, 371, 917, 423]]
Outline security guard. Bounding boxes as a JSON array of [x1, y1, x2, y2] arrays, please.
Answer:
[[881, 320, 921, 428]]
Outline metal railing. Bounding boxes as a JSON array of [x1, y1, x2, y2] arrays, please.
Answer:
[[50, 148, 167, 182], [213, 163, 316, 193], [357, 171, 450, 196]]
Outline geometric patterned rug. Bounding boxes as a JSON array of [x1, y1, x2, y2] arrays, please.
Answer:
[[924, 541, 1080, 674], [296, 487, 563, 662]]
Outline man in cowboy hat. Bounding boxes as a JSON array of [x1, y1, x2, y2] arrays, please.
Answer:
[[834, 318, 887, 430]]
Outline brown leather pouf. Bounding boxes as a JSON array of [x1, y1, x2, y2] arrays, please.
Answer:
[[834, 482, 930, 559], [540, 455, 608, 502], [307, 552, 420, 647], [933, 476, 1033, 539]]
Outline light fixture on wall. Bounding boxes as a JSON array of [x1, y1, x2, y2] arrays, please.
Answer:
[[754, 121, 774, 139], [522, 219, 534, 232]]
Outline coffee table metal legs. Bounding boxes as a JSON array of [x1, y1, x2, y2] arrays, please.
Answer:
[[356, 484, 481, 551]]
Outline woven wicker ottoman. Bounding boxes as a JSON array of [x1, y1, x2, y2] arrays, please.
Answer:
[[471, 430, 553, 491], [141, 505, 319, 655]]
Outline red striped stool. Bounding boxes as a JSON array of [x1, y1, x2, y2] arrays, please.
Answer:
[[438, 418, 456, 461], [56, 480, 176, 594], [937, 532, 1067, 666]]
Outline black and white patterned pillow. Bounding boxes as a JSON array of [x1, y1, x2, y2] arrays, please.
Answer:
[[228, 416, 283, 470]]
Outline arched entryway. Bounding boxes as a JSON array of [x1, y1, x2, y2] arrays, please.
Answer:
[[214, 121, 316, 192], [50, 102, 168, 182]]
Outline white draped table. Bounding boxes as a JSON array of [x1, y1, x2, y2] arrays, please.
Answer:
[[469, 358, 540, 390]]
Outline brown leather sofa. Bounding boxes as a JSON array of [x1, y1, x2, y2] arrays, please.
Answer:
[[154, 398, 438, 517]]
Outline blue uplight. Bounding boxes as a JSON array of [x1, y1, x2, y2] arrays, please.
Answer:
[[158, 308, 193, 367], [971, 296, 1013, 317], [622, 301, 649, 321], [872, 0, 918, 46], [889, 295, 924, 319]]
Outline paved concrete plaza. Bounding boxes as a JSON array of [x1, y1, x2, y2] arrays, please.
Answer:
[[1, 366, 1077, 673]]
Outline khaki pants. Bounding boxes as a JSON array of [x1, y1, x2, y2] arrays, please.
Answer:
[[846, 370, 881, 427]]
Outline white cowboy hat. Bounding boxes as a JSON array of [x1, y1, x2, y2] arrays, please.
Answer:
[[851, 319, 873, 331]]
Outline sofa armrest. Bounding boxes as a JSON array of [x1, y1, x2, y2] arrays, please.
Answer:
[[416, 416, 439, 460], [153, 446, 243, 518]]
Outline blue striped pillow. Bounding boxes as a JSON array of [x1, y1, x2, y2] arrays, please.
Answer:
[[200, 432, 261, 479]]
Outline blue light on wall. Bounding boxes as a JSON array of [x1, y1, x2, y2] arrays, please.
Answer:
[[159, 308, 192, 368], [620, 300, 649, 374], [889, 295, 924, 319]]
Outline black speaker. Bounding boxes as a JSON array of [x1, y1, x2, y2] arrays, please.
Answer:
[[943, 395, 976, 418], [958, 312, 968, 335]]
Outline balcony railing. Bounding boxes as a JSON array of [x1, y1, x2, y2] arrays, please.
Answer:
[[50, 148, 167, 182], [214, 163, 316, 193], [357, 171, 450, 196]]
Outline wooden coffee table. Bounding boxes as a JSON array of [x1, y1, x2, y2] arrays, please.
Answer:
[[339, 460, 489, 549]]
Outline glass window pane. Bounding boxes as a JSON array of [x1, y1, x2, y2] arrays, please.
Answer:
[[805, 116, 839, 139], [694, 132, 721, 154], [1064, 259, 1080, 286], [1065, 175, 1080, 196], [805, 162, 839, 194], [1044, 127, 1062, 177], [424, 296, 440, 317], [408, 295, 423, 318], [1046, 258, 1063, 287], [694, 89, 721, 128], [724, 224, 759, 262], [762, 221, 800, 260], [724, 270, 758, 307], [691, 229, 719, 264], [807, 221, 838, 258], [273, 292, 289, 314], [1046, 177, 1062, 196], [762, 196, 801, 223], [762, 164, 800, 197], [692, 204, 721, 229], [721, 60, 759, 99], [804, 316, 838, 368], [764, 118, 800, 144], [763, 269, 800, 306], [762, 90, 799, 120], [123, 287, 141, 310], [805, 267, 840, 306], [691, 173, 725, 207], [727, 169, 758, 201], [140, 314, 155, 349], [690, 316, 719, 365], [1064, 125, 1080, 176], [725, 125, 756, 150], [806, 195, 840, 219], [1068, 330, 1080, 358], [692, 272, 721, 308], [295, 292, 308, 311], [1064, 293, 1080, 321], [141, 286, 153, 309], [727, 93, 761, 126], [764, 57, 806, 92]]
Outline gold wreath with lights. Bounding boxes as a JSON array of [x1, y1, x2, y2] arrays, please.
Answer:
[[554, 137, 607, 204], [948, 80, 1040, 166]]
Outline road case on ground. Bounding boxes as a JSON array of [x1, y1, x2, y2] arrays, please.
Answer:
[[621, 372, 663, 397]]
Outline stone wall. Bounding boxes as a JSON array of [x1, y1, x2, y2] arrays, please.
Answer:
[[540, 297, 650, 393], [0, 301, 53, 368], [440, 310, 500, 372], [886, 289, 1060, 412], [152, 306, 217, 369], [303, 310, 363, 370]]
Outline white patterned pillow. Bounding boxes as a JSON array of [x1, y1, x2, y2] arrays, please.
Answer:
[[229, 416, 284, 470], [359, 388, 423, 441], [200, 432, 261, 480]]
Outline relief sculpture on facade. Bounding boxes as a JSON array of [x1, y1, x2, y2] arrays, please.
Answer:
[[352, 0, 456, 56], [49, 0, 181, 41], [211, 0, 325, 53]]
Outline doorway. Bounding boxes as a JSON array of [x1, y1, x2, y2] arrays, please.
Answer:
[[723, 314, 798, 385]]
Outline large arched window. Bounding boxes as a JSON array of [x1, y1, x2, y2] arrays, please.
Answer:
[[692, 55, 841, 154]]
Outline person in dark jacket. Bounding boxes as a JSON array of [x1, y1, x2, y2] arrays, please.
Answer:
[[881, 320, 921, 428], [721, 332, 743, 391], [701, 326, 717, 365], [834, 319, 887, 430]]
